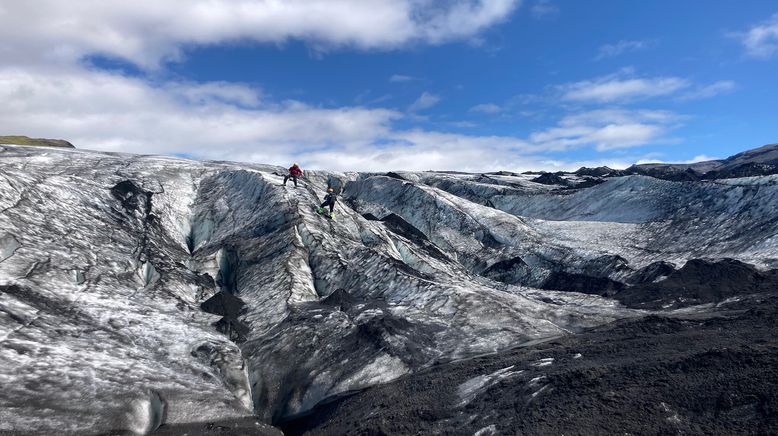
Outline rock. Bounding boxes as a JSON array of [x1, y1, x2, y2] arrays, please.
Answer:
[[530, 172, 570, 186], [616, 258, 778, 310]]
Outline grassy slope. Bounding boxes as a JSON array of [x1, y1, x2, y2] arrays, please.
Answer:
[[0, 135, 75, 148]]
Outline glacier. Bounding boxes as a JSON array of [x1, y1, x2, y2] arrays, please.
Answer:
[[1, 143, 778, 434]]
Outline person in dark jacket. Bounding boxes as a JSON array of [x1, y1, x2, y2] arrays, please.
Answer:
[[283, 163, 303, 187], [318, 187, 337, 217]]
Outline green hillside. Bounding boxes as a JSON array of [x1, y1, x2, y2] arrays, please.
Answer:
[[0, 135, 75, 148]]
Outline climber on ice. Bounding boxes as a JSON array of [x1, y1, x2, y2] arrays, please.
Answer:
[[283, 163, 303, 187], [317, 187, 337, 219]]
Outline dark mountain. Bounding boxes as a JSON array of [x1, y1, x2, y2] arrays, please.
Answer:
[[627, 143, 778, 180]]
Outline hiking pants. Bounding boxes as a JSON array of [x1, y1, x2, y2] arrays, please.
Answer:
[[283, 174, 298, 187], [320, 199, 335, 213]]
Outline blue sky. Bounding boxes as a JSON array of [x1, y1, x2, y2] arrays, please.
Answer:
[[1, 0, 777, 171]]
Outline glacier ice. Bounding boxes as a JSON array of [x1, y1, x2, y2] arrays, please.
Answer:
[[2, 144, 778, 433]]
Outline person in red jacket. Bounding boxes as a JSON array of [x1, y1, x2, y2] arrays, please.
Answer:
[[283, 163, 303, 187]]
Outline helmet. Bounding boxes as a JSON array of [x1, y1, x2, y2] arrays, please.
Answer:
[[327, 187, 334, 192], [293, 163, 299, 167]]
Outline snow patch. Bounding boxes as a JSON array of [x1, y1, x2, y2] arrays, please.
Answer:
[[457, 366, 524, 406], [531, 384, 549, 398], [532, 357, 555, 367], [529, 375, 546, 386], [334, 353, 410, 393], [660, 402, 683, 426], [473, 424, 498, 436]]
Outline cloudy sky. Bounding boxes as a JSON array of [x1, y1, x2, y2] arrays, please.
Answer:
[[1, 0, 777, 171]]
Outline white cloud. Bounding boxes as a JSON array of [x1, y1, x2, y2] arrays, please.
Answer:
[[679, 80, 736, 101], [530, 0, 558, 19], [0, 66, 400, 164], [559, 108, 680, 126], [0, 0, 521, 69], [635, 154, 718, 165], [448, 121, 479, 128], [389, 74, 417, 83], [596, 39, 654, 60], [522, 70, 733, 106], [303, 130, 532, 171], [529, 109, 681, 151], [419, 0, 519, 43], [164, 81, 263, 108], [0, 0, 707, 173], [0, 65, 681, 172], [408, 91, 441, 112], [287, 134, 649, 172], [469, 103, 502, 113], [736, 13, 778, 59], [539, 156, 649, 171], [559, 74, 689, 103], [0, 66, 532, 172]]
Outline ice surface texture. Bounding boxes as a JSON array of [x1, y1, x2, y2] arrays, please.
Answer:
[[1, 145, 777, 433]]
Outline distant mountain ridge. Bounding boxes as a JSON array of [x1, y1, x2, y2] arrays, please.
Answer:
[[630, 143, 778, 180], [570, 143, 778, 181], [635, 143, 778, 172]]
